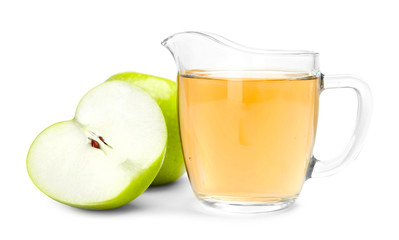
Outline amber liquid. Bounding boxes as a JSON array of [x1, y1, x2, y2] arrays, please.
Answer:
[[178, 71, 320, 202]]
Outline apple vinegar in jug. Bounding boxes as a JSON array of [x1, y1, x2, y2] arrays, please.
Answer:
[[178, 70, 320, 202]]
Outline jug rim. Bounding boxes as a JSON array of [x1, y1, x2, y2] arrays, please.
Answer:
[[162, 31, 319, 56]]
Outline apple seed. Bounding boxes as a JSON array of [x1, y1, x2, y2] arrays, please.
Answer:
[[90, 139, 100, 149]]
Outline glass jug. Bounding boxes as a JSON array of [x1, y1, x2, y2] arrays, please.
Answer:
[[162, 32, 372, 213]]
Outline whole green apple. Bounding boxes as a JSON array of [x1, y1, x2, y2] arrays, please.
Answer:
[[107, 72, 185, 186]]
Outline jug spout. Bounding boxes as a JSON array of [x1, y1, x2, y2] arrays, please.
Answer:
[[162, 31, 319, 76], [161, 31, 230, 72], [162, 31, 256, 73]]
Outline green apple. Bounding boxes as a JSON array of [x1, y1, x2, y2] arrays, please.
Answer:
[[27, 81, 167, 209], [107, 72, 185, 186]]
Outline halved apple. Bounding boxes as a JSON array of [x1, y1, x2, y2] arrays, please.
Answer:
[[27, 81, 167, 209]]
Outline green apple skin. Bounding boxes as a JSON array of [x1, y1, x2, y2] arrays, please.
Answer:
[[107, 72, 185, 186], [27, 124, 165, 209]]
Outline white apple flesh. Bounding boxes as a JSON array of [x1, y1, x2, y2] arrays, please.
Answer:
[[27, 81, 167, 209], [107, 72, 185, 186]]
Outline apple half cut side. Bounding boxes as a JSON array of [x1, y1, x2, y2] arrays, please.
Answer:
[[107, 72, 185, 186], [27, 81, 167, 209]]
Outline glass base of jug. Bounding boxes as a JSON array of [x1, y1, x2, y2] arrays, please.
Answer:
[[196, 195, 297, 214]]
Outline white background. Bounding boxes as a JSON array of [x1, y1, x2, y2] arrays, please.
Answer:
[[1, 0, 398, 239]]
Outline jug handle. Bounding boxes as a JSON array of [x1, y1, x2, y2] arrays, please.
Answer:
[[308, 74, 373, 178]]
